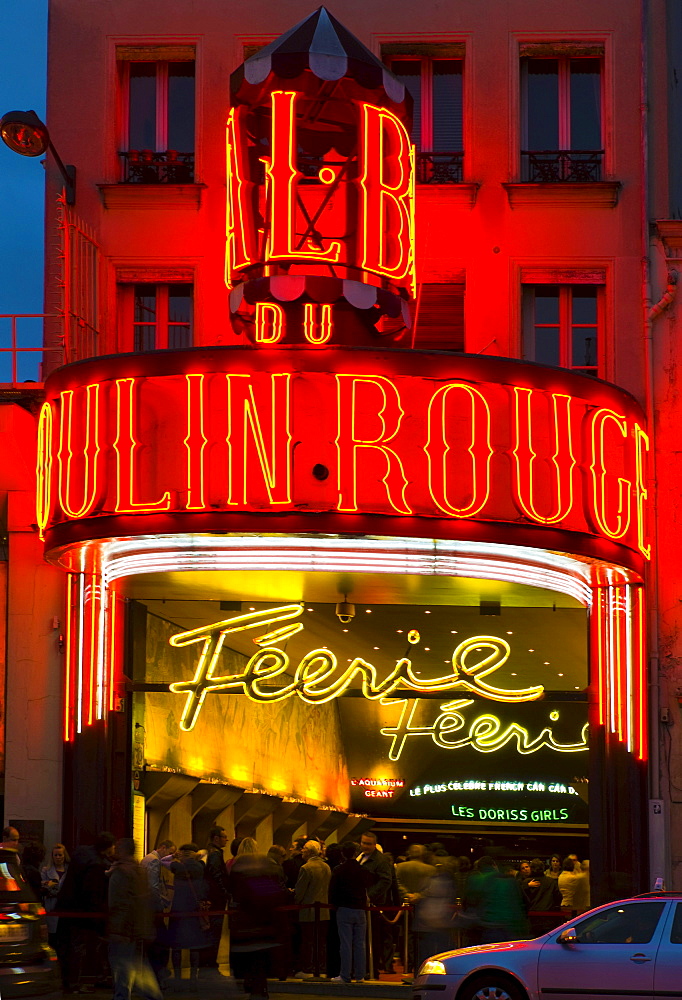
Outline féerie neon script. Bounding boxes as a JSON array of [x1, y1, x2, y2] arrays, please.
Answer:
[[168, 604, 545, 731]]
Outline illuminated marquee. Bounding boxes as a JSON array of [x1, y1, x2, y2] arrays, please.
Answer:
[[38, 349, 650, 567]]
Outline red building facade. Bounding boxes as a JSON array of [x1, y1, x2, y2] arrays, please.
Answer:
[[2, 0, 681, 898]]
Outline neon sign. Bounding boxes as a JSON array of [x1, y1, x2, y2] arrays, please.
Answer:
[[167, 605, 545, 731], [351, 777, 404, 799], [454, 806, 572, 823], [38, 349, 650, 566], [225, 92, 415, 297], [380, 699, 588, 761], [409, 779, 580, 796]]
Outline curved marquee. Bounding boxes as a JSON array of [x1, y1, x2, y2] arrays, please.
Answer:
[[38, 347, 649, 571]]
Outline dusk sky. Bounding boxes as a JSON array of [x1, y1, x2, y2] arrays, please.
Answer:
[[1, 0, 48, 316]]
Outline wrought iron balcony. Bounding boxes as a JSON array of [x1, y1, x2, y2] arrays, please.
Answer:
[[416, 151, 464, 184], [120, 150, 195, 183], [521, 150, 604, 182]]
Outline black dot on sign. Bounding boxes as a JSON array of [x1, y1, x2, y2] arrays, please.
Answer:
[[312, 464, 329, 481]]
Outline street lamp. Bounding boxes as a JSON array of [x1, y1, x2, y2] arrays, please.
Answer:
[[0, 110, 76, 205]]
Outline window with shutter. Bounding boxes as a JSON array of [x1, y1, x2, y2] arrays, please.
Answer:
[[385, 52, 464, 184]]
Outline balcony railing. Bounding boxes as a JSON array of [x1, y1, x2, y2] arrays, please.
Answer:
[[120, 150, 195, 183], [521, 150, 604, 182], [0, 315, 51, 385], [416, 151, 464, 184]]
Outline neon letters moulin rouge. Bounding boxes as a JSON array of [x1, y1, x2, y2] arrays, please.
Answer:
[[38, 349, 648, 564]]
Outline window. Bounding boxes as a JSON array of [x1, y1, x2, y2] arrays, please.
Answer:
[[521, 55, 602, 181], [119, 284, 193, 351], [670, 903, 682, 942], [413, 282, 465, 350], [568, 902, 665, 945], [523, 285, 601, 376], [386, 52, 463, 183], [119, 51, 195, 182]]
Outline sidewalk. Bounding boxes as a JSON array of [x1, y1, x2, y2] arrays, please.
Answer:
[[60, 983, 410, 1000]]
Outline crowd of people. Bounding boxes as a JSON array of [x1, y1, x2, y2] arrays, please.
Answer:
[[0, 823, 590, 1000]]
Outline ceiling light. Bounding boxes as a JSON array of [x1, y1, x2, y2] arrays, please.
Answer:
[[507, 631, 513, 635], [373, 646, 379, 650], [307, 608, 313, 611], [544, 662, 550, 665], [511, 672, 517, 676], [528, 649, 534, 652], [425, 647, 430, 651], [558, 672, 564, 677], [342, 629, 348, 633], [450, 630, 458, 634], [396, 629, 403, 633], [365, 609, 372, 613], [425, 610, 431, 614]]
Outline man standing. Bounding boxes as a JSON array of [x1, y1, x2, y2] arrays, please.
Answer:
[[57, 832, 117, 992], [283, 837, 307, 890], [202, 826, 230, 976], [140, 840, 176, 987], [396, 845, 436, 904], [294, 841, 331, 978], [329, 843, 376, 984], [395, 845, 436, 977], [1, 826, 20, 851], [108, 838, 160, 1000], [357, 832, 393, 978]]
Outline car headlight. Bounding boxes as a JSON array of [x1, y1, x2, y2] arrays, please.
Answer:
[[419, 960, 447, 976]]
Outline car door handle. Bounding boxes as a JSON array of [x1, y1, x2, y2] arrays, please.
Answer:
[[629, 954, 652, 963]]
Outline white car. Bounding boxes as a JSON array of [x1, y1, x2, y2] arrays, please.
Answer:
[[413, 893, 682, 1000]]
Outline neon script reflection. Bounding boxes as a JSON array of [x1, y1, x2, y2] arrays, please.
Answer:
[[169, 604, 548, 732]]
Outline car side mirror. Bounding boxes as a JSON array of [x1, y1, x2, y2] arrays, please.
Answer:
[[559, 928, 578, 944]]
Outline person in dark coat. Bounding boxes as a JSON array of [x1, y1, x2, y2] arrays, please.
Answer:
[[21, 842, 46, 899], [107, 838, 160, 1000], [230, 840, 286, 999], [162, 844, 211, 988], [323, 843, 343, 979], [522, 858, 562, 936], [56, 831, 116, 992], [282, 837, 307, 890], [282, 836, 308, 974], [328, 842, 376, 983], [202, 826, 229, 976], [265, 846, 292, 979]]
